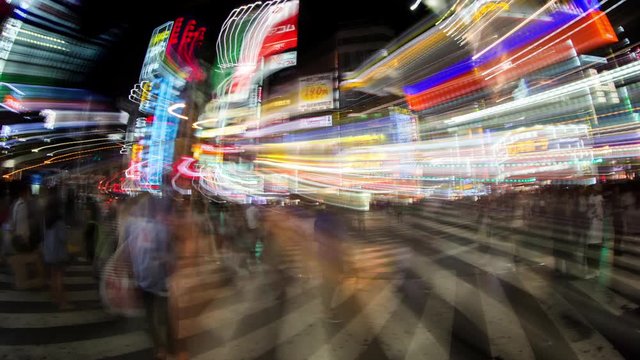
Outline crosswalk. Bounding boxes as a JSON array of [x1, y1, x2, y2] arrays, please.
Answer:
[[0, 208, 639, 359], [0, 261, 152, 360]]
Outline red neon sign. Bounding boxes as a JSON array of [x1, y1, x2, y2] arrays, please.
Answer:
[[259, 12, 298, 59]]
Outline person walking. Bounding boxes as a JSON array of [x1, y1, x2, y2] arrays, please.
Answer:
[[552, 192, 573, 276], [7, 181, 32, 253], [314, 204, 348, 322], [245, 202, 262, 262], [125, 196, 175, 359], [510, 193, 527, 264], [84, 198, 100, 264], [356, 210, 366, 232], [94, 202, 118, 278], [585, 185, 605, 278], [612, 183, 634, 256], [42, 190, 72, 310]]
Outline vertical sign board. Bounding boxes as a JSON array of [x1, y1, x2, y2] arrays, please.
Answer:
[[132, 22, 173, 184], [134, 18, 206, 188], [143, 77, 180, 187], [138, 21, 173, 115], [139, 21, 174, 83], [298, 73, 335, 112]]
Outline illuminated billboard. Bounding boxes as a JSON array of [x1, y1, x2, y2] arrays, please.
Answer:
[[299, 73, 334, 112], [258, 4, 298, 59]]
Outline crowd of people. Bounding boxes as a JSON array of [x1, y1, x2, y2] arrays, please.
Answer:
[[471, 181, 640, 278], [4, 177, 640, 359], [0, 180, 353, 359]]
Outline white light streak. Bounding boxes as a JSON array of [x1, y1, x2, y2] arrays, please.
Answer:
[[167, 103, 188, 120]]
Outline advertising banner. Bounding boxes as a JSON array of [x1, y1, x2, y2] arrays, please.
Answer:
[[265, 51, 297, 75], [244, 115, 332, 138], [258, 1, 299, 59], [299, 73, 334, 111]]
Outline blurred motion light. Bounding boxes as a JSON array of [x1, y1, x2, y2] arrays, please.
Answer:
[[168, 102, 188, 119]]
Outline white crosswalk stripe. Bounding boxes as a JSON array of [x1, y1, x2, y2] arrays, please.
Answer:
[[306, 282, 397, 360], [478, 274, 535, 360], [0, 289, 99, 302], [0, 310, 117, 328], [0, 332, 151, 360], [519, 269, 625, 359], [405, 271, 456, 360]]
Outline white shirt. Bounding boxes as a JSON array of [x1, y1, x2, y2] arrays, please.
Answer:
[[588, 194, 604, 220], [10, 198, 29, 240]]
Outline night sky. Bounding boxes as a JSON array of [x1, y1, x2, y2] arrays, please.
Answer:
[[75, 0, 640, 101]]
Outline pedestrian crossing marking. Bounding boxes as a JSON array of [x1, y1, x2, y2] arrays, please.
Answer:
[[0, 309, 116, 329], [0, 331, 151, 360], [0, 289, 98, 302]]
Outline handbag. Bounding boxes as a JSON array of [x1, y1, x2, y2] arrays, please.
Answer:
[[99, 242, 144, 317]]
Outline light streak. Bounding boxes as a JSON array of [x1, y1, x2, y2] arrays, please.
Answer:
[[14, 36, 68, 51], [0, 82, 26, 96], [44, 145, 121, 164], [167, 102, 188, 119], [31, 136, 121, 153], [482, 0, 622, 80], [446, 61, 640, 125], [196, 124, 248, 138], [471, 0, 558, 61], [45, 140, 123, 156], [3, 155, 90, 178]]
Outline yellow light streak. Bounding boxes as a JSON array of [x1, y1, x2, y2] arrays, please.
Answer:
[[3, 155, 90, 178]]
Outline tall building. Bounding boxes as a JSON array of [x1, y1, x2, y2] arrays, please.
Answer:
[[0, 0, 117, 87], [125, 17, 207, 190]]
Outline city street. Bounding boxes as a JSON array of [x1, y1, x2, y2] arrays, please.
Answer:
[[2, 1, 640, 359], [2, 205, 639, 360]]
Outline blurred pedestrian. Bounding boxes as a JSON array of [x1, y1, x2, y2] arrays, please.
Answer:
[[64, 188, 77, 226], [356, 210, 366, 232], [230, 205, 252, 274], [262, 209, 292, 301], [43, 189, 72, 310], [552, 192, 573, 275], [314, 204, 347, 322], [94, 202, 118, 277], [125, 195, 175, 359], [84, 198, 100, 263], [245, 201, 262, 261], [570, 187, 589, 274], [7, 181, 32, 253], [585, 185, 604, 278], [623, 191, 640, 263], [214, 204, 231, 253], [0, 184, 10, 265], [510, 193, 527, 264], [612, 183, 634, 256], [395, 204, 404, 223]]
